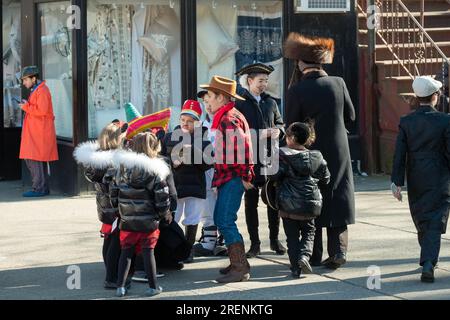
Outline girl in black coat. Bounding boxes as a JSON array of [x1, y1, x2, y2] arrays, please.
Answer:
[[269, 122, 330, 278], [112, 132, 173, 297], [73, 121, 126, 289]]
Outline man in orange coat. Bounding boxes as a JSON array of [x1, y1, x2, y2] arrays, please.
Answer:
[[19, 66, 58, 197]]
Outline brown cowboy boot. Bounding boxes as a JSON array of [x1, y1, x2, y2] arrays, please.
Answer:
[[216, 243, 250, 283]]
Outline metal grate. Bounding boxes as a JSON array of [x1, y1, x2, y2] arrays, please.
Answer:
[[297, 0, 351, 12], [308, 0, 348, 8]]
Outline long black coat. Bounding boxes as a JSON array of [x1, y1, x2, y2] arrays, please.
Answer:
[[235, 89, 285, 185], [286, 70, 356, 228], [391, 105, 450, 233]]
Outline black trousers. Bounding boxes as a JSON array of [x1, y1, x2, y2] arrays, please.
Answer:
[[311, 225, 348, 263], [244, 187, 280, 245], [282, 218, 316, 271], [417, 213, 443, 266], [102, 229, 121, 283]]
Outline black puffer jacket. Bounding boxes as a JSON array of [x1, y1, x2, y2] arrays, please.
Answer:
[[271, 147, 330, 220], [112, 150, 173, 233], [73, 141, 118, 225], [161, 125, 213, 199]]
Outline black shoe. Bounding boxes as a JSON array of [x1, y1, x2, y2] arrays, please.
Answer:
[[323, 254, 346, 270], [291, 268, 301, 279], [298, 256, 313, 274], [104, 281, 117, 290], [421, 261, 435, 283], [184, 249, 195, 263], [270, 240, 286, 255], [193, 243, 214, 257], [246, 243, 261, 258], [334, 253, 347, 266]]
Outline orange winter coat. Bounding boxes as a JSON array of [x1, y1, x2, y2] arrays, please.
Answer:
[[19, 81, 59, 162]]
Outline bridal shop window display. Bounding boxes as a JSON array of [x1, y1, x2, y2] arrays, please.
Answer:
[[39, 1, 74, 139], [87, 1, 182, 138], [196, 0, 283, 102], [2, 0, 22, 128]]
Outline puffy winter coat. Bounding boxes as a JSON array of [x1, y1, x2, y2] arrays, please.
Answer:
[[73, 141, 118, 224], [112, 150, 173, 233], [271, 147, 330, 220]]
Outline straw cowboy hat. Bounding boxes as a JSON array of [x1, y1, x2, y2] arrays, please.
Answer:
[[200, 76, 245, 101]]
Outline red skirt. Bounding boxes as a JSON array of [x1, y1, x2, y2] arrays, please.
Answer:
[[119, 229, 160, 251]]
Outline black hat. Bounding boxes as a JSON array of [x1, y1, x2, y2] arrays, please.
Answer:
[[21, 66, 40, 79], [197, 90, 208, 99], [235, 63, 274, 77]]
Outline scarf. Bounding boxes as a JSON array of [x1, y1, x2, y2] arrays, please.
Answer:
[[211, 101, 235, 130]]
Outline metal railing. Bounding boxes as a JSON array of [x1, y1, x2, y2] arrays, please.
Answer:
[[357, 0, 450, 96]]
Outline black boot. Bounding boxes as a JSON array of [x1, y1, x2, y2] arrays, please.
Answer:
[[184, 225, 198, 263], [270, 239, 286, 255], [246, 242, 261, 258], [421, 261, 435, 283]]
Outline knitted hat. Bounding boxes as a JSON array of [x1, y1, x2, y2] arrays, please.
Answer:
[[283, 33, 335, 64], [126, 108, 172, 140], [124, 103, 142, 122], [180, 100, 202, 121]]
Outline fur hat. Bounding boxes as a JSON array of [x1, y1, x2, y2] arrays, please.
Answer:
[[283, 32, 335, 64]]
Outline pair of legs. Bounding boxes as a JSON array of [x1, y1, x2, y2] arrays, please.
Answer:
[[116, 230, 160, 296], [282, 218, 316, 276], [102, 228, 121, 284], [311, 225, 348, 266], [417, 212, 444, 282], [24, 160, 49, 195], [214, 177, 250, 283], [176, 197, 204, 261], [244, 187, 285, 256]]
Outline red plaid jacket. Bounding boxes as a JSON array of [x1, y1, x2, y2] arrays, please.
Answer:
[[211, 102, 254, 188]]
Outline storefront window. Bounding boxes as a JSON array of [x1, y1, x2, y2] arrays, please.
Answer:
[[196, 0, 283, 105], [3, 0, 22, 128], [39, 1, 73, 139], [87, 1, 182, 138]]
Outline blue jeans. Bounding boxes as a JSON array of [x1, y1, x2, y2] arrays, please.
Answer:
[[214, 177, 245, 247]]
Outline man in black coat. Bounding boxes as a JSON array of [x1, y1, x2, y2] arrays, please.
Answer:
[[391, 76, 450, 283], [284, 33, 356, 269], [235, 62, 287, 257]]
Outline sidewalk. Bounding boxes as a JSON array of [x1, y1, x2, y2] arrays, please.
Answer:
[[1, 175, 450, 300]]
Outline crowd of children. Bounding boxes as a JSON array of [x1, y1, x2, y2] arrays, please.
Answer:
[[74, 64, 331, 297]]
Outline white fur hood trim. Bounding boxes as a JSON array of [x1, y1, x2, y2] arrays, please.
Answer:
[[73, 141, 115, 169], [113, 150, 170, 180]]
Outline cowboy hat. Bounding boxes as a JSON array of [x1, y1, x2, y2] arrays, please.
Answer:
[[200, 76, 245, 101]]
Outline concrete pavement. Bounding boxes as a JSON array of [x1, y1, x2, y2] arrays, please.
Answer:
[[1, 175, 450, 300]]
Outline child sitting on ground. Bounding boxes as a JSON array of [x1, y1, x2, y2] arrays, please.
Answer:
[[268, 122, 330, 278]]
